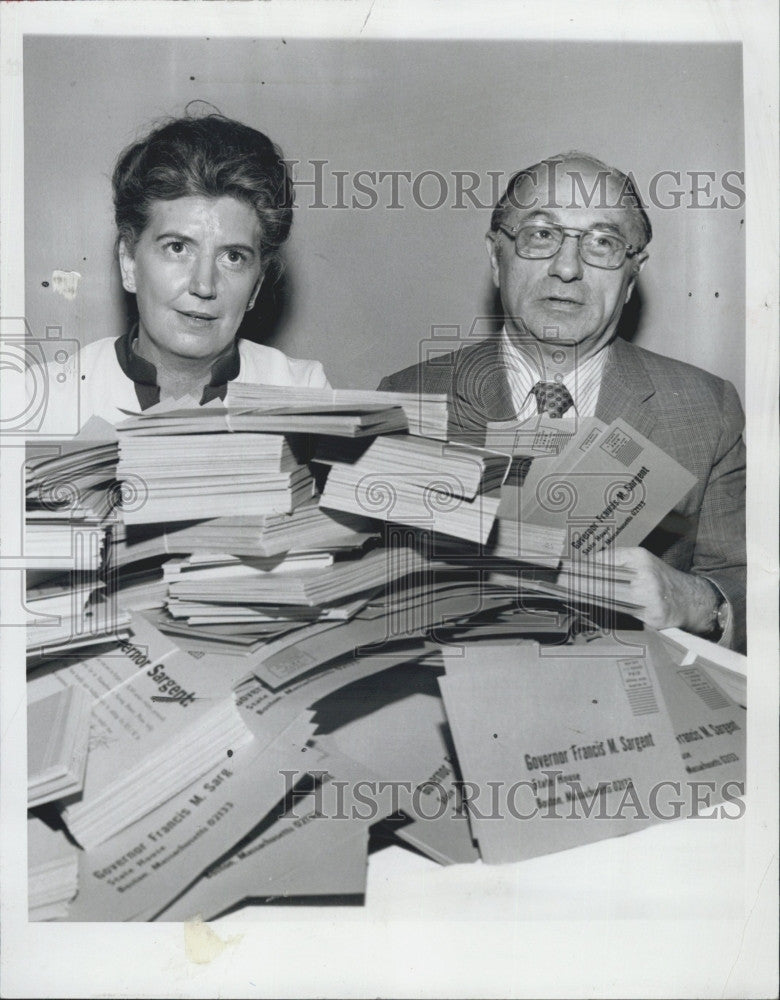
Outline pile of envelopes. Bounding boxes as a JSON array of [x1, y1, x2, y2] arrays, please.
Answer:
[[25, 388, 745, 921], [25, 436, 130, 660]]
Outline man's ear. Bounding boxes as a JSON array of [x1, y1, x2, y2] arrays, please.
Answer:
[[246, 273, 264, 312], [624, 250, 648, 303], [118, 239, 137, 294], [485, 232, 501, 289]]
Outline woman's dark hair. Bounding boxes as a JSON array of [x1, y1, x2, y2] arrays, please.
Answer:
[[112, 113, 293, 280]]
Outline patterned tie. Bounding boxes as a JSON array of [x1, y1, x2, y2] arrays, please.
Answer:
[[531, 380, 574, 418]]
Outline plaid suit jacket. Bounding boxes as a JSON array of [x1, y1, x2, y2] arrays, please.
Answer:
[[378, 336, 747, 651]]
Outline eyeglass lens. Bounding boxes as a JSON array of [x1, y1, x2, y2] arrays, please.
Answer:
[[515, 225, 626, 267]]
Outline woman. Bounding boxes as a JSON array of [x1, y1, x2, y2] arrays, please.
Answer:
[[66, 113, 328, 427]]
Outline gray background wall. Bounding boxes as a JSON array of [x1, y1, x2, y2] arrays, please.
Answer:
[[24, 37, 744, 399]]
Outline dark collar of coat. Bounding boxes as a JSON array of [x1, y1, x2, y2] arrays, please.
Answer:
[[450, 337, 517, 432]]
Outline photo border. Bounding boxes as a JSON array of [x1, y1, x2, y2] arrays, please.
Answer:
[[1, 2, 776, 997]]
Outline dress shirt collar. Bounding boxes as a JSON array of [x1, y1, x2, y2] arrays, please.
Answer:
[[499, 326, 609, 418]]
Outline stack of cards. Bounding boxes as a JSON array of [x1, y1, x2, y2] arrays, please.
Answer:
[[112, 500, 377, 563], [227, 383, 450, 439], [27, 685, 93, 807], [28, 817, 79, 921], [117, 431, 315, 524], [318, 435, 512, 545], [118, 397, 409, 438], [165, 544, 427, 610], [28, 616, 254, 850]]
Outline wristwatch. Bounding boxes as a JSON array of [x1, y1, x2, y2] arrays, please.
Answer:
[[702, 582, 729, 641]]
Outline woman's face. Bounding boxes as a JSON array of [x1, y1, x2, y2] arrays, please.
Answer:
[[119, 195, 264, 366]]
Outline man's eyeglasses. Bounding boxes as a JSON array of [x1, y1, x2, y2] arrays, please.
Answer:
[[495, 221, 640, 270]]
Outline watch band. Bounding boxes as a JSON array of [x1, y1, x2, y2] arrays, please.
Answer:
[[701, 580, 729, 641]]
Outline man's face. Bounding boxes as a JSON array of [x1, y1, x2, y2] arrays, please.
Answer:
[[119, 195, 264, 366], [486, 161, 647, 362]]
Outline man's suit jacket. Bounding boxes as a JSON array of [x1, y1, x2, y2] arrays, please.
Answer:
[[378, 335, 746, 651]]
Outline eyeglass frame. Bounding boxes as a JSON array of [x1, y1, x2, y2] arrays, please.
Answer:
[[493, 220, 642, 270]]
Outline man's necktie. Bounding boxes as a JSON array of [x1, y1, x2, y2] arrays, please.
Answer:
[[531, 380, 574, 418]]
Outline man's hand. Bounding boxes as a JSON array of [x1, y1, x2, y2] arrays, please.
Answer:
[[596, 547, 720, 634]]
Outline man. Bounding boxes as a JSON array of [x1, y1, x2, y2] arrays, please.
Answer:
[[378, 153, 746, 652]]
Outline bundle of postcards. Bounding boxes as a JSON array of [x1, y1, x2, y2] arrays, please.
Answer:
[[25, 423, 132, 663], [25, 387, 746, 921]]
